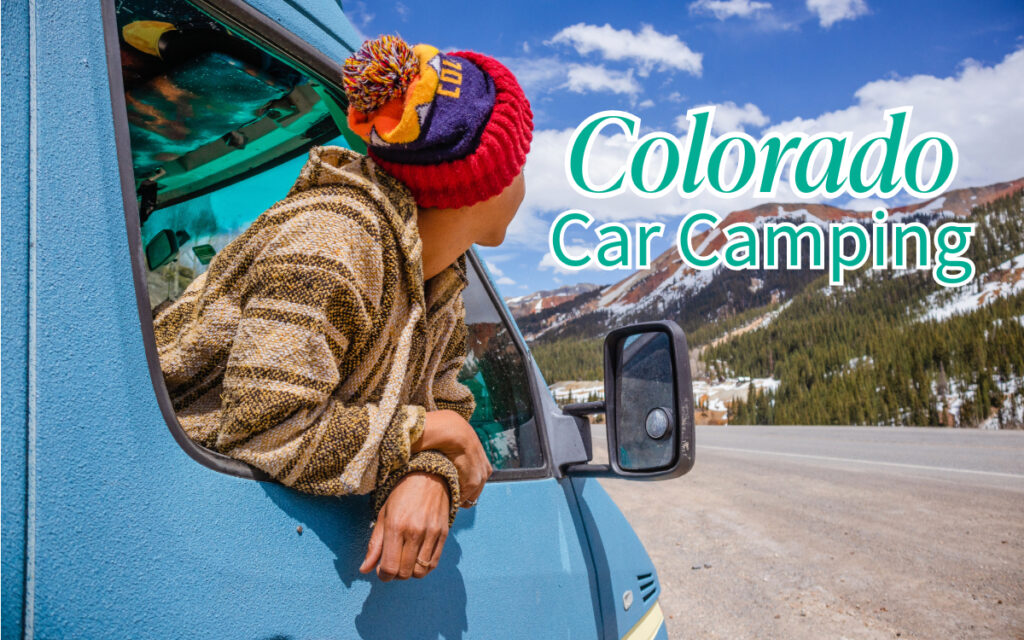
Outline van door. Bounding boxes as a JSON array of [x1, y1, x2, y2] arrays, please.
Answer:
[[49, 0, 606, 637], [352, 254, 604, 639]]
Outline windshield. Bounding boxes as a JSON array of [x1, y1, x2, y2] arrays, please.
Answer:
[[116, 0, 355, 310], [117, 0, 344, 212]]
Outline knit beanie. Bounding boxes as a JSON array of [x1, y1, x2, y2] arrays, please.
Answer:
[[343, 35, 533, 209]]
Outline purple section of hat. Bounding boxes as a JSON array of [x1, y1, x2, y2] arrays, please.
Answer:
[[370, 53, 495, 165]]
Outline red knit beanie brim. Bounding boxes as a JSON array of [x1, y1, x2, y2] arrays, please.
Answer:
[[369, 51, 534, 209]]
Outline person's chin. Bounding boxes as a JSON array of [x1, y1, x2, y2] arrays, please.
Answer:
[[476, 232, 506, 247]]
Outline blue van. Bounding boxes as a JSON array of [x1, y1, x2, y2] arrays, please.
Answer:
[[1, 1, 695, 638]]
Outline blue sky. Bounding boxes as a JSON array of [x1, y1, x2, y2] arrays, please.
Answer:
[[346, 0, 1024, 296]]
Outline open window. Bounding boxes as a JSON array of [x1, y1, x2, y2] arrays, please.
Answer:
[[112, 0, 355, 312], [105, 0, 548, 481]]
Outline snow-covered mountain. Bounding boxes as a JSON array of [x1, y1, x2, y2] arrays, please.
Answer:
[[505, 282, 601, 317], [514, 177, 1024, 343]]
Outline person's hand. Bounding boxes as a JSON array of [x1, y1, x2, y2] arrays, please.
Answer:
[[359, 472, 450, 580], [415, 410, 493, 508]]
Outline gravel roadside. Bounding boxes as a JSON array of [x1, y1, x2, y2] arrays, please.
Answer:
[[597, 430, 1024, 639]]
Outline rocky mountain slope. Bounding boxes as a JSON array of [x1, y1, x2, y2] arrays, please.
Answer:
[[512, 177, 1024, 345], [505, 282, 600, 317]]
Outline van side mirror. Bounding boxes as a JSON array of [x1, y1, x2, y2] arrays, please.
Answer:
[[563, 321, 695, 479], [145, 229, 191, 271]]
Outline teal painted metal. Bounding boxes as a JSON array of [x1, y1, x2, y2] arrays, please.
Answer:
[[247, 0, 364, 57], [2, 1, 31, 637], [0, 1, 666, 638], [572, 477, 663, 639]]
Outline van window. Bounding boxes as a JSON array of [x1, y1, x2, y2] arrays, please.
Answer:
[[113, 0, 546, 478], [460, 266, 545, 470], [115, 0, 350, 311]]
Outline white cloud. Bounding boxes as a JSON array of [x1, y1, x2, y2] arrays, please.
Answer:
[[565, 64, 641, 95], [394, 1, 410, 21], [637, 99, 656, 109], [496, 276, 517, 286], [500, 56, 568, 99], [843, 197, 888, 211], [769, 48, 1024, 191], [520, 127, 664, 229], [806, 0, 868, 27], [675, 101, 770, 134], [342, 1, 375, 40], [538, 251, 612, 274], [690, 0, 772, 20], [507, 125, 802, 248], [485, 261, 505, 277], [504, 49, 1024, 249], [548, 23, 702, 77]]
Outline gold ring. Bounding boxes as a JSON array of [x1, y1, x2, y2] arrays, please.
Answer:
[[415, 559, 432, 569], [461, 499, 478, 508]]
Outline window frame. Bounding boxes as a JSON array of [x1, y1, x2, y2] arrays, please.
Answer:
[[462, 251, 553, 480], [102, 0, 551, 484]]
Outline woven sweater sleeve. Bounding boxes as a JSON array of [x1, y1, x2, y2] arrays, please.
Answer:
[[212, 209, 449, 503], [370, 300, 473, 525], [431, 299, 477, 422], [374, 450, 460, 526]]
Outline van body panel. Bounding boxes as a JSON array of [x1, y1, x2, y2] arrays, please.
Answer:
[[1, 1, 31, 636], [0, 0, 668, 637], [573, 478, 662, 640], [245, 0, 364, 59], [38, 473, 602, 638]]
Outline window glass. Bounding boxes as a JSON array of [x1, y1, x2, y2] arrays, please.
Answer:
[[460, 265, 545, 470], [117, 0, 544, 476], [616, 331, 677, 471], [141, 145, 348, 311], [115, 0, 347, 311]]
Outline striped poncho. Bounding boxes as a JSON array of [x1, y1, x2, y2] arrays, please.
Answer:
[[153, 146, 475, 524]]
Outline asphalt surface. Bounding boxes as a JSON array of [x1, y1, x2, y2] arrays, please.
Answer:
[[597, 425, 1024, 640]]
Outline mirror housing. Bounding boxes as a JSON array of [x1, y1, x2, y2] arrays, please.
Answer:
[[564, 320, 695, 480]]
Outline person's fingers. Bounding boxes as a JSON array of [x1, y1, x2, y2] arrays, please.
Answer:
[[409, 536, 434, 577], [458, 471, 477, 503], [461, 453, 491, 505], [372, 471, 451, 580], [397, 540, 416, 581], [359, 518, 385, 574], [393, 516, 430, 581], [412, 527, 441, 579], [428, 526, 448, 569], [461, 487, 481, 507], [376, 522, 404, 582], [460, 484, 480, 508]]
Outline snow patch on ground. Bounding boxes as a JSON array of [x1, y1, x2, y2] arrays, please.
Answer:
[[693, 376, 781, 420], [920, 253, 1024, 322], [821, 355, 874, 379], [601, 264, 719, 316], [849, 355, 873, 369], [549, 380, 604, 404], [931, 374, 1024, 429], [599, 269, 646, 307]]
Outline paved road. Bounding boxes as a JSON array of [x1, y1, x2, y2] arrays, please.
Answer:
[[597, 426, 1024, 639]]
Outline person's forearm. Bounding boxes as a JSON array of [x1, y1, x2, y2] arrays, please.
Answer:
[[411, 409, 492, 508], [412, 409, 463, 455]]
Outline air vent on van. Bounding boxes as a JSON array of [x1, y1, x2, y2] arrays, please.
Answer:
[[637, 572, 658, 602]]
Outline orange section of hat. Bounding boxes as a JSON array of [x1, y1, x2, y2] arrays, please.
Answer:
[[348, 44, 440, 145]]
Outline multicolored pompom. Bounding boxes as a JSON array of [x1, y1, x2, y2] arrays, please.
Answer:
[[343, 35, 418, 114]]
